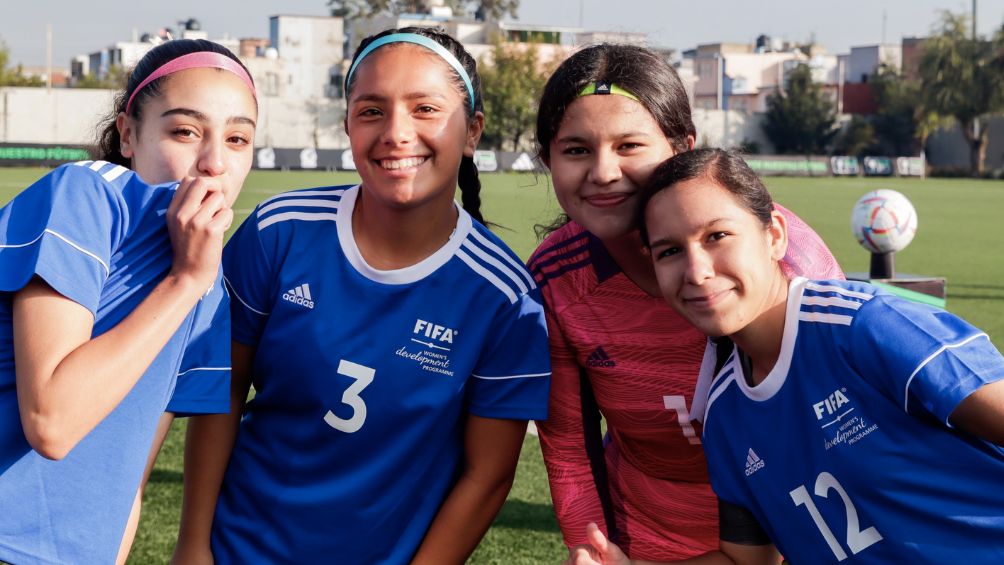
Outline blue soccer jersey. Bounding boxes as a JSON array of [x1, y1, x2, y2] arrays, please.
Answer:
[[698, 277, 1004, 564], [0, 161, 230, 565], [213, 185, 551, 564]]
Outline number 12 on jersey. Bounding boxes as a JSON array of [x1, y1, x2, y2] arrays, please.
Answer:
[[790, 471, 883, 561]]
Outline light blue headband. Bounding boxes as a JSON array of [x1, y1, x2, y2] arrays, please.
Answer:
[[346, 33, 476, 111]]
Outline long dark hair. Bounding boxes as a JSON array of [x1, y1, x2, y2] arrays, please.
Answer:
[[345, 27, 488, 225], [534, 44, 696, 237], [94, 39, 253, 167], [637, 148, 775, 247]]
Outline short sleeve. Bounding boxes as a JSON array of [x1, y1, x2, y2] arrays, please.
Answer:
[[0, 164, 125, 314], [222, 212, 273, 346], [850, 295, 1004, 423], [466, 287, 551, 420], [167, 270, 231, 415]]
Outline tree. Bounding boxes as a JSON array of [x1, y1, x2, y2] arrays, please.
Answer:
[[328, 0, 518, 20], [0, 40, 44, 87], [869, 64, 921, 156], [71, 65, 128, 89], [479, 39, 551, 151], [832, 115, 877, 157], [918, 11, 1002, 176], [761, 64, 837, 155]]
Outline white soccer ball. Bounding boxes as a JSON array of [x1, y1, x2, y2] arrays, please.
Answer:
[[850, 189, 918, 254]]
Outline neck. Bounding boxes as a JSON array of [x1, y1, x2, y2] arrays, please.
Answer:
[[352, 188, 458, 270], [599, 231, 661, 297], [730, 273, 790, 386]]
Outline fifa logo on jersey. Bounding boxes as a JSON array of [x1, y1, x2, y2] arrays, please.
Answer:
[[813, 388, 850, 420], [414, 319, 457, 344]]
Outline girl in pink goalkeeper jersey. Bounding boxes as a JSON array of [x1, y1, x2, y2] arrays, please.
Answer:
[[527, 44, 843, 562]]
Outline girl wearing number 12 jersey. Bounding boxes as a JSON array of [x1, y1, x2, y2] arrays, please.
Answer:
[[529, 44, 843, 561]]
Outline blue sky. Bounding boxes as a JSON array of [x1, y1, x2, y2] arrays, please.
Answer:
[[4, 0, 1002, 68]]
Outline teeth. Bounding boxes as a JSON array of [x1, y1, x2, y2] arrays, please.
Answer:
[[381, 157, 426, 170]]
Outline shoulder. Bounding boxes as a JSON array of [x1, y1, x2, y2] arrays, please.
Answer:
[[797, 278, 880, 327], [28, 160, 137, 203], [455, 219, 538, 306], [526, 221, 597, 305], [54, 160, 135, 189], [249, 184, 351, 232]]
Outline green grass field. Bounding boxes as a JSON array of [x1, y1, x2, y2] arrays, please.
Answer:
[[2, 168, 1003, 563]]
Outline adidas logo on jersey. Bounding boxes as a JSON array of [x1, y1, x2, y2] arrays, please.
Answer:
[[744, 448, 765, 476], [414, 319, 457, 344], [283, 284, 315, 309], [586, 347, 615, 368]]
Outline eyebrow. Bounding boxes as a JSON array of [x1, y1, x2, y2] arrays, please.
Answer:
[[554, 131, 653, 145], [161, 108, 256, 128], [350, 91, 450, 104], [647, 218, 730, 248]]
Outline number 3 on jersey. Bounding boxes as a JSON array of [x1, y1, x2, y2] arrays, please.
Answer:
[[324, 360, 375, 433]]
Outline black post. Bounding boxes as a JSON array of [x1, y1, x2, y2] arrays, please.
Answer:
[[870, 252, 895, 280]]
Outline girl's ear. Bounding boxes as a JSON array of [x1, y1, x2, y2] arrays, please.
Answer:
[[686, 135, 696, 151], [768, 209, 788, 262], [464, 111, 485, 157], [116, 113, 136, 159]]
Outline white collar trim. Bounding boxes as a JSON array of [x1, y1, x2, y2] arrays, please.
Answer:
[[336, 185, 472, 285]]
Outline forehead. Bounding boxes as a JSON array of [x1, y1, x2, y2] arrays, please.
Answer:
[[151, 68, 257, 115], [349, 44, 460, 96], [646, 179, 747, 227], [556, 95, 661, 138]]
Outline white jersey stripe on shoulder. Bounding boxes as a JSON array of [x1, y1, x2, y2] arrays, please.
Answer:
[[176, 366, 231, 377], [88, 160, 108, 171], [704, 369, 738, 424], [469, 229, 536, 289], [798, 311, 853, 325], [802, 295, 865, 310], [903, 332, 989, 416], [257, 198, 340, 218], [456, 249, 518, 304], [805, 282, 874, 301], [0, 229, 110, 276], [258, 211, 339, 230], [223, 275, 269, 316], [471, 371, 550, 380], [461, 240, 529, 295], [102, 165, 129, 182], [73, 160, 93, 167], [259, 188, 348, 207]]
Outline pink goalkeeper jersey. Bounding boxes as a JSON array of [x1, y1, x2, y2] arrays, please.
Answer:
[[529, 205, 843, 561]]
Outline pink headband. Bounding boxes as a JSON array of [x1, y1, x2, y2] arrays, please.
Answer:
[[125, 51, 257, 114]]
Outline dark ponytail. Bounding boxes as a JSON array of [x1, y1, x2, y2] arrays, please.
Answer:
[[347, 27, 488, 224], [94, 39, 252, 166], [458, 156, 485, 225]]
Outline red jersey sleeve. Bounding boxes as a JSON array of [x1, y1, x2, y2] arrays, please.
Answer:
[[536, 304, 614, 548]]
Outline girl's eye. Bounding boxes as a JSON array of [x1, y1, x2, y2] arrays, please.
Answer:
[[708, 232, 728, 242], [358, 107, 382, 117], [172, 128, 198, 139], [619, 142, 642, 151], [415, 105, 437, 114], [655, 246, 682, 259], [561, 146, 588, 156], [228, 135, 251, 145]]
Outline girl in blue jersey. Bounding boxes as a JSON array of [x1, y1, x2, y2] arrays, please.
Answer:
[[0, 39, 256, 564], [568, 148, 1004, 564], [173, 27, 550, 564]]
